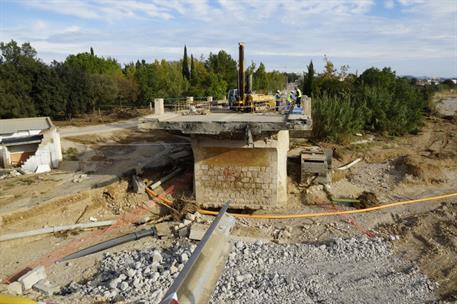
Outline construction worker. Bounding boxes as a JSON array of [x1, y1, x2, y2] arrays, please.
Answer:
[[275, 90, 281, 111], [295, 87, 302, 107], [287, 91, 294, 106]]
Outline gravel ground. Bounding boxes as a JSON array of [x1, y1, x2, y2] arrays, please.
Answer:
[[65, 237, 436, 304], [64, 241, 196, 303], [211, 237, 436, 304], [348, 161, 405, 201]]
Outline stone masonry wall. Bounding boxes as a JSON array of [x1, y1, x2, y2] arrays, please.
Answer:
[[192, 145, 280, 209], [192, 131, 289, 209]]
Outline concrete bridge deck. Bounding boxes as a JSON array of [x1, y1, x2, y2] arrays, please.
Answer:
[[139, 112, 311, 135]]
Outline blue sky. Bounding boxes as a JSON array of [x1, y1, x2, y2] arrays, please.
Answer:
[[1, 0, 456, 77]]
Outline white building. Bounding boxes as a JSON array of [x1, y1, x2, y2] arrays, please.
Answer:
[[0, 117, 62, 172]]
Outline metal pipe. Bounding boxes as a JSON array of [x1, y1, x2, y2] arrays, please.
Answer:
[[149, 167, 182, 190], [238, 42, 245, 101], [161, 201, 230, 304], [0, 221, 115, 242], [60, 228, 155, 261]]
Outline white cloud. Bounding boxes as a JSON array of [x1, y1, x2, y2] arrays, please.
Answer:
[[385, 0, 395, 9], [4, 0, 456, 76]]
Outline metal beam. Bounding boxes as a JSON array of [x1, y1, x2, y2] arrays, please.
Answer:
[[161, 202, 234, 304]]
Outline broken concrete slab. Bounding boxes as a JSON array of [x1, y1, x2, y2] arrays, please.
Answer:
[[7, 281, 23, 295], [33, 279, 59, 296], [18, 266, 47, 290]]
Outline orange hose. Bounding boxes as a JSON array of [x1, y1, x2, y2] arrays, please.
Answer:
[[146, 187, 173, 205], [197, 192, 457, 219]]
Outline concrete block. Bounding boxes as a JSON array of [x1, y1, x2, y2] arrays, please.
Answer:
[[8, 281, 23, 295], [155, 222, 175, 237], [18, 266, 47, 290], [154, 98, 164, 115], [33, 279, 59, 296], [189, 223, 209, 241]]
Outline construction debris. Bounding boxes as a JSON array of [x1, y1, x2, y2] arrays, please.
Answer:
[[33, 279, 60, 296], [337, 158, 362, 171], [355, 191, 380, 209], [189, 223, 209, 241], [131, 175, 145, 193], [155, 222, 176, 237], [64, 243, 196, 303], [212, 237, 436, 303], [72, 173, 88, 183], [18, 266, 47, 290], [0, 220, 115, 242], [0, 169, 23, 180], [7, 282, 23, 295]]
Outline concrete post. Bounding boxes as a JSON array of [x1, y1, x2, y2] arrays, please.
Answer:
[[303, 96, 312, 117], [154, 98, 164, 115], [1, 145, 11, 168], [149, 102, 153, 112]]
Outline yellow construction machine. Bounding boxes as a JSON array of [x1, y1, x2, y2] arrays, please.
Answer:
[[229, 42, 276, 112]]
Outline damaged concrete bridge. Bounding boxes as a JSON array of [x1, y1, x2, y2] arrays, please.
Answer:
[[139, 108, 312, 209]]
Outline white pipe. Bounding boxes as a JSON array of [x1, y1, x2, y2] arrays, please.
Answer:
[[0, 220, 114, 242], [337, 158, 362, 171], [150, 168, 182, 190]]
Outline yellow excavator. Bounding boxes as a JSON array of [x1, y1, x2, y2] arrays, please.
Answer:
[[229, 42, 276, 112]]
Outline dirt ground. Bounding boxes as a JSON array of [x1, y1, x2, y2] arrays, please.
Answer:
[[0, 98, 456, 302], [379, 202, 457, 301], [53, 108, 152, 127]]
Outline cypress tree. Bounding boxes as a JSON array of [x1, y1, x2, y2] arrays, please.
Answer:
[[90, 47, 94, 56], [182, 45, 190, 80], [190, 54, 194, 80], [304, 60, 315, 96]]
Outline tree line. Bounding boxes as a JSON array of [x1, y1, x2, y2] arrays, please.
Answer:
[[300, 57, 455, 141], [0, 40, 287, 119]]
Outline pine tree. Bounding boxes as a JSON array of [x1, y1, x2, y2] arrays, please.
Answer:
[[304, 60, 315, 96], [90, 47, 94, 56], [182, 45, 190, 80]]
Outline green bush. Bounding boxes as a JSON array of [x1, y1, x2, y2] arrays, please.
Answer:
[[312, 94, 364, 142]]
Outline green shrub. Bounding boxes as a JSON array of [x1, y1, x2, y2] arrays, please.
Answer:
[[312, 94, 364, 142]]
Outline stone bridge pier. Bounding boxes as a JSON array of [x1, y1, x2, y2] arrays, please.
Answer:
[[191, 131, 288, 209], [139, 111, 311, 209]]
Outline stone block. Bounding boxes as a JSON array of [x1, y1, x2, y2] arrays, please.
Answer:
[[155, 222, 175, 237], [8, 282, 23, 295], [18, 266, 47, 290]]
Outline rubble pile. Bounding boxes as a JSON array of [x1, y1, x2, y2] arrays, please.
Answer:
[[65, 235, 436, 304], [65, 243, 195, 303], [212, 237, 437, 304]]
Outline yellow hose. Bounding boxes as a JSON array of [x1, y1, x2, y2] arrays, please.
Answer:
[[197, 192, 457, 219], [0, 294, 36, 304]]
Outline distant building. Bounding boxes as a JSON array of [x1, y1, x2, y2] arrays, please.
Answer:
[[0, 117, 62, 172], [415, 79, 432, 86]]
